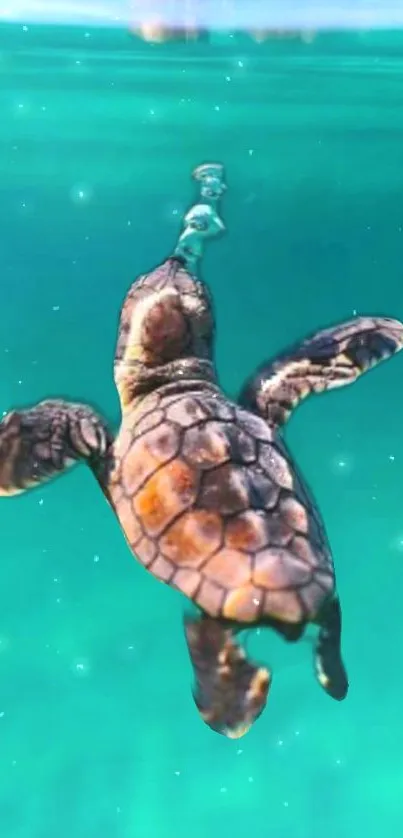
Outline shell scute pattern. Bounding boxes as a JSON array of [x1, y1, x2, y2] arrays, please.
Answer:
[[112, 389, 334, 624], [160, 509, 223, 566]]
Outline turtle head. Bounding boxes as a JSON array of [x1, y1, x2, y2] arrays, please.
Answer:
[[185, 617, 271, 739], [114, 258, 216, 409]]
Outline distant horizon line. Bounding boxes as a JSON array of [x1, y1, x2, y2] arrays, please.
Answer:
[[2, 1, 403, 30]]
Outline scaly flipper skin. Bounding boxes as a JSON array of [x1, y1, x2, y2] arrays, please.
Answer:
[[0, 400, 112, 495], [314, 596, 348, 701], [237, 315, 403, 714], [239, 316, 403, 429], [184, 614, 271, 738]]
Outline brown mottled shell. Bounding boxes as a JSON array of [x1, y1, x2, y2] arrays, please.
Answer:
[[109, 388, 334, 626]]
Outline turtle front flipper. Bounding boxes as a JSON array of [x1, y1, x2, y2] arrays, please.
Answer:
[[239, 316, 403, 429], [0, 399, 112, 496], [314, 596, 348, 701], [184, 614, 271, 738]]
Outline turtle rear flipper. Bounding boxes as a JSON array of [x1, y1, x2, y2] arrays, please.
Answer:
[[184, 614, 271, 739], [239, 316, 403, 429], [0, 399, 112, 496], [314, 596, 349, 701]]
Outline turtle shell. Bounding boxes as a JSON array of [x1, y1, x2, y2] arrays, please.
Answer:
[[109, 386, 334, 626]]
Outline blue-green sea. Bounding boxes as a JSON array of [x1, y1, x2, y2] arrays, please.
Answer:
[[1, 21, 403, 838]]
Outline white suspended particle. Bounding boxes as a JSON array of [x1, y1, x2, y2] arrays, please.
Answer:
[[70, 183, 93, 204], [72, 657, 90, 676], [332, 455, 353, 475]]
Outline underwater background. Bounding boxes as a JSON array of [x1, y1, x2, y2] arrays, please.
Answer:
[[1, 11, 403, 838]]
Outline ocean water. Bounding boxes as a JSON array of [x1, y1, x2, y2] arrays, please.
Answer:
[[1, 22, 403, 838]]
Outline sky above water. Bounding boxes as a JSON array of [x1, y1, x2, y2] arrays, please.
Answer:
[[3, 0, 403, 29]]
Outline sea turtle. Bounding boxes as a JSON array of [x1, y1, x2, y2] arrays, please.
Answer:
[[1, 163, 402, 739]]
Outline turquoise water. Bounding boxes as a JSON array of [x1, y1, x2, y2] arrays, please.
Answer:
[[2, 22, 403, 837]]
